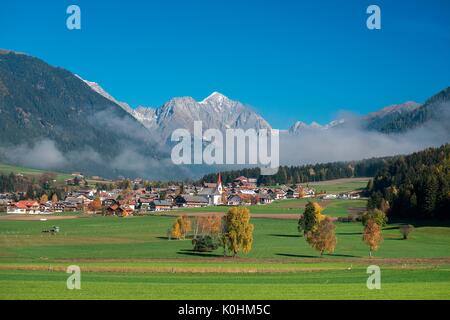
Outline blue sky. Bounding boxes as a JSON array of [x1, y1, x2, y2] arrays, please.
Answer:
[[0, 0, 449, 128]]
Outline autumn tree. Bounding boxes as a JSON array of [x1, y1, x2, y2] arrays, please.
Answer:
[[170, 215, 191, 240], [90, 197, 102, 214], [193, 215, 222, 238], [363, 219, 383, 257], [39, 194, 48, 204], [170, 222, 182, 240], [362, 209, 387, 227], [222, 207, 254, 257], [300, 201, 325, 235], [306, 217, 337, 256], [191, 215, 223, 252], [51, 193, 58, 204]]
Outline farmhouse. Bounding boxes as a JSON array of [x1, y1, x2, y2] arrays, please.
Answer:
[[7, 200, 42, 214], [150, 200, 173, 211], [175, 195, 209, 208], [257, 194, 274, 205], [227, 194, 242, 206]]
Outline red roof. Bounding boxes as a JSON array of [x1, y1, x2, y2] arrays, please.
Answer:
[[14, 200, 39, 209]]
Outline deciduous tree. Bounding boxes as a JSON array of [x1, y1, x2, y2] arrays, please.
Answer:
[[306, 217, 337, 256], [39, 194, 48, 204], [363, 219, 383, 257], [222, 207, 254, 257], [301, 201, 325, 235]]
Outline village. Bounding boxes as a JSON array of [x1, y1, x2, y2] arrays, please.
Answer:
[[0, 173, 360, 216]]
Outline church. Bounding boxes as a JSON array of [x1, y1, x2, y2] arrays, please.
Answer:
[[198, 173, 224, 206]]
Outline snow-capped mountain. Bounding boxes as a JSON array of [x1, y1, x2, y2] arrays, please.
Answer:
[[144, 92, 271, 143], [78, 76, 140, 115], [82, 80, 272, 144], [288, 119, 345, 134], [366, 101, 421, 120], [365, 101, 421, 131]]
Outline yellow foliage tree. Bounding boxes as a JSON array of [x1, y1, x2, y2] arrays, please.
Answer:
[[51, 193, 58, 204], [170, 222, 182, 239], [39, 194, 48, 204], [307, 217, 337, 256], [171, 215, 191, 240], [363, 219, 383, 257], [302, 201, 325, 235], [223, 207, 254, 257]]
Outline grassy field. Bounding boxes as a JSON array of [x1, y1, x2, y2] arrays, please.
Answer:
[[0, 178, 449, 300], [1, 267, 449, 300], [0, 163, 73, 182], [0, 214, 449, 299], [308, 178, 370, 193]]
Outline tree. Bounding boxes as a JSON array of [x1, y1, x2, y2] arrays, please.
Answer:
[[306, 217, 337, 256], [192, 235, 221, 252], [170, 215, 191, 240], [363, 219, 383, 257], [26, 184, 35, 200], [362, 209, 387, 227], [222, 207, 254, 257], [39, 194, 48, 204], [301, 202, 325, 235], [170, 222, 182, 240], [51, 193, 58, 204], [91, 197, 102, 214], [399, 224, 414, 240]]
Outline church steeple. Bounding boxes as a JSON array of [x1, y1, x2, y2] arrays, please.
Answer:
[[217, 173, 223, 194]]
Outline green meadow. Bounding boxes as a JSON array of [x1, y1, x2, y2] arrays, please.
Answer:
[[0, 163, 73, 182], [0, 178, 449, 300]]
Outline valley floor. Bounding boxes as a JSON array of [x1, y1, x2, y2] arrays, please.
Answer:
[[0, 180, 449, 300]]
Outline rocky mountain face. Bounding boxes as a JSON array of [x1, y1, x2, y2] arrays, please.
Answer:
[[82, 81, 272, 144]]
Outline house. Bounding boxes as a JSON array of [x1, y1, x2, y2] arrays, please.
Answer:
[[102, 198, 118, 207], [136, 198, 153, 211], [286, 188, 299, 198], [106, 204, 133, 217], [175, 195, 209, 208], [257, 194, 274, 205], [150, 200, 173, 211], [233, 176, 257, 188], [7, 201, 42, 214], [64, 197, 84, 210], [227, 195, 242, 206]]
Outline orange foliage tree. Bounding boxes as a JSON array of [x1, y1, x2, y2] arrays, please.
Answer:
[[90, 197, 102, 214], [306, 217, 337, 256], [363, 219, 383, 257]]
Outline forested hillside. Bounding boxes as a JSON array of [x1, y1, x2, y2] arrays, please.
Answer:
[[367, 144, 450, 220], [200, 157, 394, 185]]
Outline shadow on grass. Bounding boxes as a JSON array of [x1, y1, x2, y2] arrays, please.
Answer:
[[384, 237, 405, 241], [177, 249, 223, 258], [336, 232, 362, 235], [269, 234, 301, 238], [275, 253, 318, 258], [325, 253, 358, 257]]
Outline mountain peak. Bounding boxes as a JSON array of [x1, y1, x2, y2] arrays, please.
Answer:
[[200, 91, 229, 104]]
